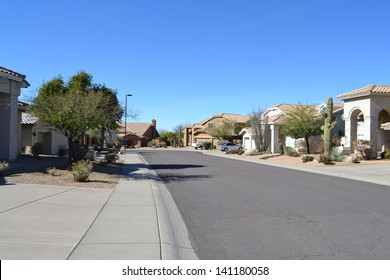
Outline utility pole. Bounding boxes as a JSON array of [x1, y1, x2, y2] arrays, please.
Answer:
[[124, 93, 132, 151]]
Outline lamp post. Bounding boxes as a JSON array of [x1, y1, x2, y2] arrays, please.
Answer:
[[124, 94, 132, 151]]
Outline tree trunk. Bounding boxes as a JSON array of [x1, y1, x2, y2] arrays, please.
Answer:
[[305, 136, 311, 154], [67, 136, 74, 170]]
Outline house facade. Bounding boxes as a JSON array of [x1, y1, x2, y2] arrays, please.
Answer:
[[21, 111, 68, 155], [119, 119, 159, 148], [183, 113, 250, 148], [240, 103, 344, 153], [0, 67, 29, 160], [337, 85, 390, 153]]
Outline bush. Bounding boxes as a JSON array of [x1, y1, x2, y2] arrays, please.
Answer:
[[147, 141, 156, 148], [32, 142, 43, 156], [319, 154, 333, 165], [302, 155, 314, 163], [203, 142, 212, 150], [58, 145, 68, 157], [104, 153, 117, 163], [286, 146, 299, 157], [380, 151, 390, 159], [0, 161, 9, 176], [46, 167, 57, 176], [329, 147, 346, 162], [72, 160, 93, 182]]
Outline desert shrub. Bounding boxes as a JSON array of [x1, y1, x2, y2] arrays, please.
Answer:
[[58, 145, 68, 157], [147, 141, 156, 148], [203, 142, 212, 150], [286, 146, 299, 157], [46, 167, 57, 176], [0, 161, 10, 176], [32, 142, 43, 156], [104, 153, 117, 163], [302, 155, 314, 163], [72, 160, 93, 182], [380, 151, 390, 159], [329, 147, 346, 162], [319, 154, 333, 165]]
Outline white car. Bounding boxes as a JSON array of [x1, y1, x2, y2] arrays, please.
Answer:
[[219, 142, 243, 151], [191, 142, 204, 149]]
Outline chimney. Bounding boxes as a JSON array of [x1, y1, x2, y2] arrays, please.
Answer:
[[151, 119, 157, 139]]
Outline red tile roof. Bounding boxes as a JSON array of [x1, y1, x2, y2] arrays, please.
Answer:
[[337, 85, 390, 100], [0, 66, 30, 87]]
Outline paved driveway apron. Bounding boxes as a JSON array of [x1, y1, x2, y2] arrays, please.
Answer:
[[0, 184, 112, 259], [140, 150, 390, 260]]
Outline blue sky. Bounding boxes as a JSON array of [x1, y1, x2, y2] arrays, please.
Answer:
[[2, 0, 390, 131]]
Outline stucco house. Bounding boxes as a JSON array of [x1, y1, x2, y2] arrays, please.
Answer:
[[0, 67, 30, 160], [337, 85, 390, 153], [118, 119, 159, 148], [240, 103, 344, 153], [183, 113, 250, 148], [21, 110, 68, 155]]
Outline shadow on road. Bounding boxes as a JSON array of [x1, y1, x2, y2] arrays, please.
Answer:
[[123, 163, 212, 183]]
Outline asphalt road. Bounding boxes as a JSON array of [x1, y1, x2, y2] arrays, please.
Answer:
[[138, 150, 390, 260]]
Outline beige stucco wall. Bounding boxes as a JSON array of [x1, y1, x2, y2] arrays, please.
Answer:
[[343, 96, 390, 151], [0, 78, 22, 160]]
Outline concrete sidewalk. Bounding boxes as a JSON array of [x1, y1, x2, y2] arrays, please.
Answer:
[[0, 153, 197, 260], [69, 153, 197, 260]]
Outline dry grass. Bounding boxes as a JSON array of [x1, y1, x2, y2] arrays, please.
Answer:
[[1, 155, 123, 189]]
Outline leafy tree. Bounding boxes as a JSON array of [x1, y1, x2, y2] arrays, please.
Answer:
[[280, 104, 323, 154], [165, 132, 176, 145], [205, 119, 235, 141], [173, 123, 191, 147], [30, 71, 123, 168]]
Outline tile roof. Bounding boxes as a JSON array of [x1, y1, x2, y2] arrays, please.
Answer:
[[118, 122, 152, 138], [0, 66, 30, 87], [21, 112, 38, 124], [199, 113, 250, 125], [337, 85, 390, 100]]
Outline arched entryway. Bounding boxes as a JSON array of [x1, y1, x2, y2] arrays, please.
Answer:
[[349, 108, 364, 151], [378, 109, 390, 152]]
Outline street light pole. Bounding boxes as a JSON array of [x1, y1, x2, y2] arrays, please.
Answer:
[[124, 94, 132, 151]]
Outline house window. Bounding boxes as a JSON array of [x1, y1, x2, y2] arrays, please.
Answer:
[[208, 123, 214, 128]]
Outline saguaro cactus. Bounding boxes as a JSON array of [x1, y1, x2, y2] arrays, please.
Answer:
[[321, 97, 337, 157]]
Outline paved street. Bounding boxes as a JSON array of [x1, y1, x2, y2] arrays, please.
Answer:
[[139, 149, 390, 259]]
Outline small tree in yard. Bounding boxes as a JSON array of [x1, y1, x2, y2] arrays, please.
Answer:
[[250, 108, 270, 152], [30, 71, 123, 169], [205, 119, 235, 141], [280, 104, 323, 154]]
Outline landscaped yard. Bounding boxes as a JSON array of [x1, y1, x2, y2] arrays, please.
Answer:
[[1, 155, 123, 188]]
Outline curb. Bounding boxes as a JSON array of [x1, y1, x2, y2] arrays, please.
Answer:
[[138, 154, 198, 260]]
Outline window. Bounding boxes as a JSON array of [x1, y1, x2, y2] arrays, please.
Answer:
[[208, 123, 214, 128]]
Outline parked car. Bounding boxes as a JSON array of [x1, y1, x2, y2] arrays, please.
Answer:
[[191, 142, 204, 149], [219, 142, 243, 151]]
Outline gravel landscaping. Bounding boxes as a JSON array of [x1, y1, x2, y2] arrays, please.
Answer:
[[1, 155, 123, 189]]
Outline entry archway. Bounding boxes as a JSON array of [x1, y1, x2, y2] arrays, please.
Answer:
[[378, 109, 390, 151], [349, 109, 364, 151]]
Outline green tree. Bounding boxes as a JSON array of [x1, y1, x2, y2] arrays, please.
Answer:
[[280, 104, 323, 154], [173, 123, 191, 147], [30, 71, 123, 168], [165, 132, 176, 146], [205, 119, 235, 141]]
